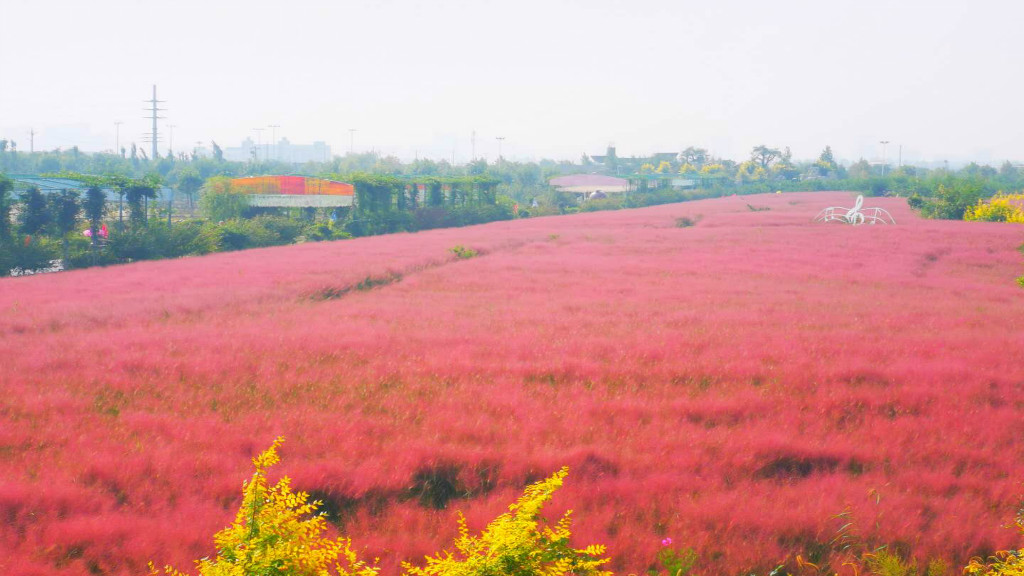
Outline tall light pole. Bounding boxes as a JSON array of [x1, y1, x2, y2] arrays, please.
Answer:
[[268, 124, 280, 162], [348, 129, 357, 154], [114, 121, 123, 156], [879, 140, 890, 176], [252, 128, 264, 163], [495, 136, 505, 167]]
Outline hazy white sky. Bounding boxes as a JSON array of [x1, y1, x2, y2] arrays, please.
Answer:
[[1, 0, 1022, 164]]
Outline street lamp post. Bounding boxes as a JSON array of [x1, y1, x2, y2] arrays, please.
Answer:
[[252, 128, 265, 163], [114, 121, 123, 156], [880, 140, 890, 176], [268, 124, 280, 162]]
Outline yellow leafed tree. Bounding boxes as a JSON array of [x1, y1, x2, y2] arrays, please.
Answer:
[[402, 467, 612, 576]]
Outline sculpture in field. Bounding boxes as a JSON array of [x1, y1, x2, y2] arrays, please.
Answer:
[[814, 195, 896, 225]]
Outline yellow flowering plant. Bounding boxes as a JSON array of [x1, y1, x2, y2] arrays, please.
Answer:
[[964, 193, 1024, 223], [402, 467, 611, 576], [155, 437, 378, 576]]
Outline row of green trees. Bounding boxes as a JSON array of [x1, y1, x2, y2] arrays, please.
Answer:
[[0, 173, 167, 274], [200, 174, 516, 239], [0, 174, 340, 275]]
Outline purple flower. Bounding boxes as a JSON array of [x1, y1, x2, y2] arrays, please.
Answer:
[[661, 537, 673, 546]]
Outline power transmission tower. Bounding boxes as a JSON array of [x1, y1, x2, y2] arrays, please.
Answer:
[[143, 85, 166, 159]]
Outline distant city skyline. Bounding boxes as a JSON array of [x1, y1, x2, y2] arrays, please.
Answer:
[[2, 0, 1022, 166]]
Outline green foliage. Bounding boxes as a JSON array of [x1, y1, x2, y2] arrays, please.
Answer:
[[449, 245, 478, 259], [49, 189, 81, 267], [124, 174, 161, 227], [866, 550, 917, 576], [106, 226, 163, 262], [0, 173, 13, 241], [51, 190, 81, 236], [302, 222, 349, 242], [0, 235, 59, 276], [164, 221, 222, 256], [402, 467, 611, 576], [157, 438, 379, 576], [83, 185, 107, 230], [650, 544, 698, 576], [751, 145, 781, 169], [19, 186, 50, 235], [177, 167, 204, 206], [216, 218, 286, 251], [201, 186, 251, 221], [919, 179, 987, 219]]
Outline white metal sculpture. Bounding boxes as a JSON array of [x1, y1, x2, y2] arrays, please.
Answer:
[[814, 195, 896, 225]]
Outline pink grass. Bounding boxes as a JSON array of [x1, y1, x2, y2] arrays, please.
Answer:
[[1, 192, 1023, 575]]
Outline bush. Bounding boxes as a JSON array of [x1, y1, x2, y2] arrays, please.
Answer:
[[650, 542, 698, 576], [107, 226, 162, 262], [156, 438, 378, 576], [0, 236, 59, 275], [156, 441, 609, 576], [216, 219, 280, 251], [256, 216, 306, 243], [449, 245, 478, 259], [402, 467, 611, 576], [964, 193, 1024, 223], [200, 188, 251, 222]]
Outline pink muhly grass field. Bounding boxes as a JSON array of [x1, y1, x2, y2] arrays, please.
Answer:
[[1, 192, 1023, 576]]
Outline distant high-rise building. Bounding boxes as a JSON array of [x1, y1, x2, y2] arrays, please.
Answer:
[[224, 138, 331, 164]]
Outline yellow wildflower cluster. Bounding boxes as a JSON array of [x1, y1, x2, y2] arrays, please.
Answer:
[[964, 192, 1024, 223], [156, 438, 378, 576], [402, 467, 612, 576]]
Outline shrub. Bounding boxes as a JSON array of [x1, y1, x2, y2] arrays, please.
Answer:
[[964, 193, 1024, 223], [304, 222, 349, 242], [402, 467, 611, 576], [216, 218, 282, 251], [866, 550, 917, 576], [200, 185, 251, 222], [449, 245, 478, 259], [0, 235, 59, 275], [256, 216, 307, 244], [156, 438, 378, 576], [107, 227, 162, 262], [650, 541, 698, 576]]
